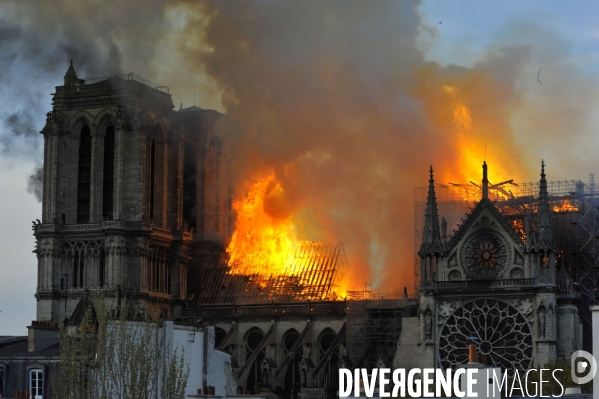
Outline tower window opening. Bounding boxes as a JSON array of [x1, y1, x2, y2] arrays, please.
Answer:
[[76, 125, 92, 223], [183, 143, 197, 230], [150, 140, 156, 221], [102, 125, 115, 220]]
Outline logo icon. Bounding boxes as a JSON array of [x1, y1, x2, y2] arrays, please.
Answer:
[[571, 350, 597, 385]]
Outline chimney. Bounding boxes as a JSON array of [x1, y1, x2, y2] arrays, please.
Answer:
[[468, 343, 477, 363]]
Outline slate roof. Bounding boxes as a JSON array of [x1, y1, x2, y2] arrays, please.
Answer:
[[0, 336, 60, 359]]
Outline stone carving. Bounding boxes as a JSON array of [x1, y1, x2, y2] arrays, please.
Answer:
[[437, 300, 454, 317], [539, 307, 546, 338], [448, 253, 458, 268], [448, 270, 462, 281], [515, 297, 534, 317], [438, 299, 533, 373], [510, 267, 523, 279], [425, 310, 432, 340], [462, 231, 509, 279]]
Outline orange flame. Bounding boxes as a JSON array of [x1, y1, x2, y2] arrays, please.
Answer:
[[226, 173, 299, 276], [442, 85, 513, 196], [553, 199, 578, 213], [226, 173, 347, 299]]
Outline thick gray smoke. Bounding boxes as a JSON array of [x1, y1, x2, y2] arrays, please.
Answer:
[[1, 1, 598, 291], [1, 112, 38, 153], [27, 164, 43, 202]]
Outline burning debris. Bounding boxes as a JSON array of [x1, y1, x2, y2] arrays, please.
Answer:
[[217, 173, 347, 303], [192, 240, 345, 305]]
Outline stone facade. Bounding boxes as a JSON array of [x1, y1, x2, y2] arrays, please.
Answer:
[[33, 62, 232, 324], [0, 63, 589, 399], [417, 162, 582, 370]]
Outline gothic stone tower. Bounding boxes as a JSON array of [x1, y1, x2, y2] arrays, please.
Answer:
[[417, 162, 582, 370], [33, 62, 231, 324]]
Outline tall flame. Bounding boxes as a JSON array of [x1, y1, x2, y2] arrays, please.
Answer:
[[226, 173, 299, 276], [443, 85, 512, 190], [225, 173, 348, 299]]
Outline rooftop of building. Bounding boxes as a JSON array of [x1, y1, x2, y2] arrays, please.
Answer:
[[0, 336, 60, 359], [83, 73, 170, 94]]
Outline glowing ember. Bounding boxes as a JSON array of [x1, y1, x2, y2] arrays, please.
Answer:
[[553, 199, 578, 213], [509, 219, 525, 241]]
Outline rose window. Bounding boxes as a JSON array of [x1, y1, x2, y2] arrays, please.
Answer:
[[462, 231, 508, 279], [438, 299, 532, 373]]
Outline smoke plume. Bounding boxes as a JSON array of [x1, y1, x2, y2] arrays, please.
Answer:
[[27, 164, 43, 202], [2, 1, 599, 292]]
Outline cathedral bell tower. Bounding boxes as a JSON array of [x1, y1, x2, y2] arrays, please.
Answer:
[[32, 62, 231, 324]]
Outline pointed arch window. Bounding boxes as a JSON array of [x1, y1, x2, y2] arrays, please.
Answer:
[[76, 125, 92, 223], [73, 252, 85, 289], [245, 328, 266, 394], [150, 139, 156, 220], [146, 125, 166, 225], [102, 125, 115, 220], [183, 142, 197, 230], [99, 252, 105, 288]]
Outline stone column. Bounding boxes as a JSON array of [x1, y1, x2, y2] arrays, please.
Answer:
[[113, 124, 124, 220], [549, 252, 556, 283]]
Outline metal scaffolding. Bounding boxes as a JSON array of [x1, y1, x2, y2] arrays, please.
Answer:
[[345, 301, 366, 367], [345, 300, 402, 369], [364, 308, 402, 367], [414, 176, 599, 322]]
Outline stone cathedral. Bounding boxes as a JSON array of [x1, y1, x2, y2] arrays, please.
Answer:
[[415, 161, 582, 370], [0, 62, 587, 399], [33, 61, 233, 323]]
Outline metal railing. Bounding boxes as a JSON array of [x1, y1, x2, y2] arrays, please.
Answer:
[[84, 72, 170, 93], [431, 278, 537, 290]]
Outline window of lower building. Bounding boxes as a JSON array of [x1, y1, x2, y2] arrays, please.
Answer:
[[0, 365, 5, 396], [30, 368, 43, 399]]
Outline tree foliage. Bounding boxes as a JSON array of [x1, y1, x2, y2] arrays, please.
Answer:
[[52, 296, 190, 399]]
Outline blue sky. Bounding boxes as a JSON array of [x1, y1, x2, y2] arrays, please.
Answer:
[[2, 1, 599, 334], [420, 1, 599, 68]]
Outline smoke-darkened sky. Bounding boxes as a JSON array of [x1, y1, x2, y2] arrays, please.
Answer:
[[2, 1, 599, 334]]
